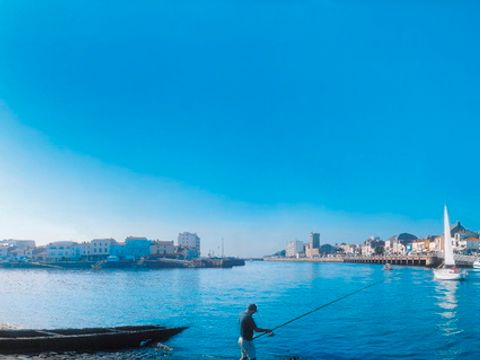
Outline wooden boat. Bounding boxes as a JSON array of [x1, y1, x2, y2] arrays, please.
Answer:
[[0, 325, 187, 354]]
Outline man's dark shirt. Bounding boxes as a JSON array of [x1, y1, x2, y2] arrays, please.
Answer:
[[240, 311, 257, 340]]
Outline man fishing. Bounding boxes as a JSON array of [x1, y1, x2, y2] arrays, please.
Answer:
[[239, 304, 272, 360]]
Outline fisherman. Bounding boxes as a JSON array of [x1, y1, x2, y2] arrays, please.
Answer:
[[239, 304, 272, 360]]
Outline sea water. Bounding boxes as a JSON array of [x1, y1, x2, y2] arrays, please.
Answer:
[[1, 261, 479, 359]]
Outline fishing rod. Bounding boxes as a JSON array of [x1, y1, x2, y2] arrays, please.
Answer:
[[254, 279, 384, 340]]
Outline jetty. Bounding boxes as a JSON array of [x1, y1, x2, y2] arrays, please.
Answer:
[[265, 254, 478, 268], [343, 255, 438, 267]]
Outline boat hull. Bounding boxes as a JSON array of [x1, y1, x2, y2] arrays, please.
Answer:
[[433, 269, 466, 281], [0, 325, 187, 354]]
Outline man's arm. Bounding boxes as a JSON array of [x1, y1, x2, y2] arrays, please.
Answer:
[[253, 326, 272, 333], [251, 319, 272, 333]]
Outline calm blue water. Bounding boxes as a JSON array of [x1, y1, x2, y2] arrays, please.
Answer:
[[1, 262, 480, 359]]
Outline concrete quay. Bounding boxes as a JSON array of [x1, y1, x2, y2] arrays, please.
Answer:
[[0, 258, 246, 270]]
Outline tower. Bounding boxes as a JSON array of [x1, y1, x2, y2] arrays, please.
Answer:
[[309, 232, 320, 249]]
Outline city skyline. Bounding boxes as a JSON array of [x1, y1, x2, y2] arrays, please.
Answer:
[[1, 1, 480, 257]]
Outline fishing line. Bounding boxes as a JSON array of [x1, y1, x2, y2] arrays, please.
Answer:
[[254, 279, 384, 340]]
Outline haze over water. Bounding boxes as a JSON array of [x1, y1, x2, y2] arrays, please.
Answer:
[[2, 262, 480, 359]]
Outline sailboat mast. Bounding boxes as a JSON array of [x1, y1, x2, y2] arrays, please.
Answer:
[[443, 205, 455, 266]]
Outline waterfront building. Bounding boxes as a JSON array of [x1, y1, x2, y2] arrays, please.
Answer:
[[110, 242, 126, 259], [411, 238, 435, 254], [361, 242, 374, 256], [453, 232, 478, 251], [305, 243, 320, 258], [0, 239, 36, 249], [46, 241, 81, 261], [80, 239, 117, 259], [433, 235, 443, 252], [177, 232, 201, 258], [337, 243, 359, 256], [91, 238, 116, 257], [361, 236, 384, 256], [8, 246, 32, 259], [79, 242, 91, 257], [124, 237, 151, 259], [384, 233, 417, 255], [32, 246, 48, 261], [309, 232, 320, 249], [466, 237, 480, 252], [286, 241, 304, 258], [0, 239, 37, 260], [150, 240, 175, 257], [24, 247, 34, 258]]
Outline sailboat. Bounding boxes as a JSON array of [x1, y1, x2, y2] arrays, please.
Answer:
[[473, 259, 480, 270], [433, 205, 467, 281]]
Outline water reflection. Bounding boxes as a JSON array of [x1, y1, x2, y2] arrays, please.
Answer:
[[434, 280, 462, 336]]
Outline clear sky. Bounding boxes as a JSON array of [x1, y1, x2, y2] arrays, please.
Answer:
[[1, 0, 479, 257]]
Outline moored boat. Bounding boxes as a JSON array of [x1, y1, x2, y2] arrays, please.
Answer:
[[0, 325, 187, 354], [384, 263, 393, 271], [473, 259, 480, 270]]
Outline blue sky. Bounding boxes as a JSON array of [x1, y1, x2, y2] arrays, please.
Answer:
[[0, 1, 479, 256]]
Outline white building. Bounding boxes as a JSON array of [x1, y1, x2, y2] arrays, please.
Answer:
[[79, 238, 117, 258], [286, 241, 304, 258], [177, 232, 201, 258], [361, 236, 384, 256], [337, 243, 358, 256], [361, 242, 375, 256], [47, 241, 81, 261], [150, 240, 175, 257], [0, 239, 36, 249]]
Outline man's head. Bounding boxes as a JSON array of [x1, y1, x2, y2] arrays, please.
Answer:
[[247, 303, 257, 314]]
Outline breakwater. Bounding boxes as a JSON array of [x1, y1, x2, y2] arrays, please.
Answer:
[[0, 258, 245, 270]]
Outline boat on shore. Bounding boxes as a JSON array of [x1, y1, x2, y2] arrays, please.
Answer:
[[0, 325, 187, 354]]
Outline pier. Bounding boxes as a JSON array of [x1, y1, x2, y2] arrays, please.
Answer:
[[343, 255, 438, 267], [265, 254, 478, 268]]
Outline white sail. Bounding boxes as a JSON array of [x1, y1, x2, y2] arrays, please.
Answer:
[[443, 205, 455, 266]]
